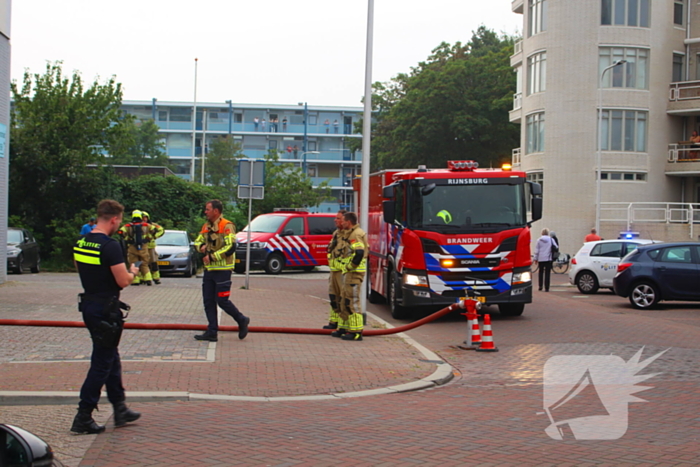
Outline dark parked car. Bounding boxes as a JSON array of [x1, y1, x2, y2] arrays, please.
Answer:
[[613, 242, 700, 309], [155, 230, 197, 277], [6, 227, 41, 274]]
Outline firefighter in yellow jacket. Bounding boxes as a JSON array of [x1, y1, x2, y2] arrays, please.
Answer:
[[322, 209, 347, 330], [193, 199, 250, 342], [331, 211, 368, 341], [117, 210, 153, 286], [142, 212, 165, 284]]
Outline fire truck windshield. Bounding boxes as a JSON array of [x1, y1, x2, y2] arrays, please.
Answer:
[[408, 182, 526, 233]]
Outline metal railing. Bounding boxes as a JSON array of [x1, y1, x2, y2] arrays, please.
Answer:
[[601, 202, 700, 238], [668, 143, 700, 162], [513, 39, 522, 56], [513, 92, 522, 110]]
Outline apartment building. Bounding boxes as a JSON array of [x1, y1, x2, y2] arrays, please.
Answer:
[[510, 0, 700, 253], [121, 100, 363, 213], [0, 0, 11, 284]]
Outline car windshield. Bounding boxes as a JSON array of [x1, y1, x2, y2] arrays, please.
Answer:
[[242, 215, 286, 233], [156, 231, 189, 246], [7, 230, 22, 243]]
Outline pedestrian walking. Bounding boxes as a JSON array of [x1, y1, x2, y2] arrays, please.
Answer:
[[194, 199, 250, 342], [331, 211, 368, 341], [71, 199, 141, 434], [322, 210, 347, 330], [533, 228, 558, 292]]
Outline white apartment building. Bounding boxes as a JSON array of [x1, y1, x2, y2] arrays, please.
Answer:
[[510, 0, 700, 254]]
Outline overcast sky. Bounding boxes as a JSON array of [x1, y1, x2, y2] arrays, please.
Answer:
[[10, 0, 521, 108]]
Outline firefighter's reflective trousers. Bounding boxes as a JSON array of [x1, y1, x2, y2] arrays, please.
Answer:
[[127, 245, 152, 284], [338, 271, 365, 333], [202, 269, 246, 336], [327, 270, 344, 324]]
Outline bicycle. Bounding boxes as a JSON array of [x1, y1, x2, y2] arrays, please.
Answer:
[[552, 253, 571, 274], [531, 255, 539, 273]]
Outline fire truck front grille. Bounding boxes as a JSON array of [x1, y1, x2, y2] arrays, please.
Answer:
[[435, 271, 500, 281]]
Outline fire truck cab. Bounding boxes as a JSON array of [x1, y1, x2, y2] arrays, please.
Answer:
[[359, 161, 542, 319]]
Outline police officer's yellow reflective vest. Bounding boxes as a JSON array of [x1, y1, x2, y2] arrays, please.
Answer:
[[194, 216, 236, 271]]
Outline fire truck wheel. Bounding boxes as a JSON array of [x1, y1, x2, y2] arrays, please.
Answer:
[[264, 253, 285, 274], [389, 269, 410, 319], [498, 303, 524, 317]]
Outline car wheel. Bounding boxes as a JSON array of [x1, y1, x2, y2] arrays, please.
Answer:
[[498, 303, 524, 317], [629, 281, 660, 309], [576, 271, 599, 294], [14, 254, 24, 274], [264, 253, 285, 274], [184, 260, 193, 277], [30, 255, 40, 274], [388, 269, 409, 319]]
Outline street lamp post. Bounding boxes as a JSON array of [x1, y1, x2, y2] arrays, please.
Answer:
[[190, 58, 198, 182], [596, 59, 626, 233]]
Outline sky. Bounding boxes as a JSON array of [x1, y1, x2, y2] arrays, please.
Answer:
[[10, 0, 522, 108]]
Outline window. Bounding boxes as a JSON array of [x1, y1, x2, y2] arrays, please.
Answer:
[[599, 48, 648, 89], [674, 1, 684, 26], [527, 172, 544, 195], [307, 165, 318, 177], [234, 113, 243, 123], [527, 52, 546, 95], [599, 110, 647, 152], [591, 242, 623, 258], [307, 217, 336, 235], [170, 107, 192, 122], [283, 217, 304, 236], [158, 110, 168, 121], [673, 53, 685, 82], [601, 0, 649, 27], [601, 172, 647, 181], [268, 139, 278, 150], [528, 0, 547, 36], [526, 112, 545, 154], [660, 246, 693, 263]]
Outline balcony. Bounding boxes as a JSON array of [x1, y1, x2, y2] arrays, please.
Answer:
[[512, 0, 523, 14], [666, 143, 700, 176], [668, 81, 700, 115], [512, 147, 521, 168], [510, 40, 522, 67]]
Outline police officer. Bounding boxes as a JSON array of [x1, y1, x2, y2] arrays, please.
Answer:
[[141, 212, 164, 285], [193, 199, 250, 342], [117, 210, 153, 286], [322, 209, 347, 330], [331, 211, 368, 341], [71, 199, 141, 434]]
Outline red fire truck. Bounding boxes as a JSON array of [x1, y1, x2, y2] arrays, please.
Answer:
[[356, 160, 542, 319]]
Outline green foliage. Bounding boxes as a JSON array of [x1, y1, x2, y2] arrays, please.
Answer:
[[109, 118, 168, 167], [47, 209, 97, 267], [204, 136, 244, 192], [370, 27, 519, 170]]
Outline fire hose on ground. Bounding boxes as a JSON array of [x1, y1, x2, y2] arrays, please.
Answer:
[[0, 300, 471, 337]]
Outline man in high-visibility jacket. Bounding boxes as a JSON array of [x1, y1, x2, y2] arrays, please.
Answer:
[[193, 199, 250, 342], [141, 212, 165, 284], [322, 209, 347, 330], [117, 210, 153, 286], [331, 211, 368, 341]]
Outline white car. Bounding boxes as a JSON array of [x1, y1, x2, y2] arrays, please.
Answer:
[[569, 239, 658, 294]]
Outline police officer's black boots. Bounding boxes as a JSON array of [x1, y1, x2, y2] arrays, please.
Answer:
[[113, 401, 141, 427], [71, 407, 106, 434]]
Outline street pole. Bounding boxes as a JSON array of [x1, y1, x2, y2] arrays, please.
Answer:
[[595, 59, 626, 233], [190, 58, 198, 182], [201, 109, 207, 184], [360, 0, 374, 314]]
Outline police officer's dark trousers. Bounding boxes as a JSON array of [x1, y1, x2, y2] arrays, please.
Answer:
[[202, 269, 244, 336], [79, 299, 125, 410]]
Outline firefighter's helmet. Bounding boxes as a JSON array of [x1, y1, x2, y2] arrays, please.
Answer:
[[142, 211, 150, 220], [131, 210, 143, 221]]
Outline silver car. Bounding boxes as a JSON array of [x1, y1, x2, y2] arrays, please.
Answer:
[[155, 230, 198, 277]]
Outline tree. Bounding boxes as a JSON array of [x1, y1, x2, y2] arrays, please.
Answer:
[[9, 61, 130, 251], [108, 118, 168, 167], [204, 136, 244, 191], [370, 27, 519, 170]]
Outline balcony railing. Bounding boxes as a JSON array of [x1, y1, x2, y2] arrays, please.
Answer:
[[669, 81, 700, 102], [513, 39, 522, 56], [513, 92, 522, 110], [512, 147, 521, 166], [667, 143, 700, 162], [601, 202, 700, 238]]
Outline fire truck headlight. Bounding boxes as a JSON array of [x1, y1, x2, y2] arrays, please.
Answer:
[[512, 271, 532, 284], [404, 273, 429, 287]]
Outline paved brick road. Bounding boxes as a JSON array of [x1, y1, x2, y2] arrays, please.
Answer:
[[1, 272, 699, 466]]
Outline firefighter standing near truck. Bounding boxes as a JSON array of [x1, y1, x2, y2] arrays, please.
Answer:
[[322, 209, 347, 330], [117, 210, 153, 286], [331, 211, 368, 341], [141, 212, 164, 284]]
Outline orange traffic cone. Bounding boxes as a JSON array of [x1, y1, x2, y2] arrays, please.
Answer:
[[476, 313, 498, 352]]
